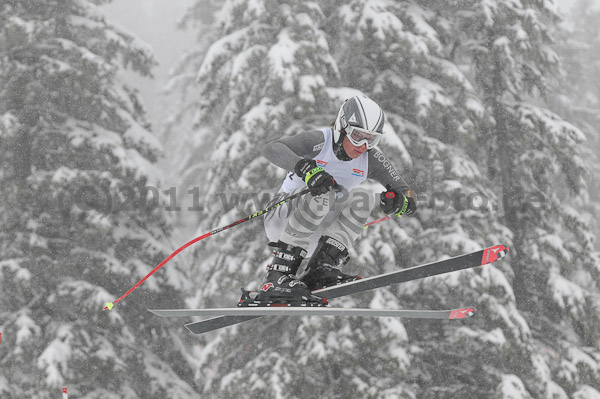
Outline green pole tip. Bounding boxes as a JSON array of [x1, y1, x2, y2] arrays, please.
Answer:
[[104, 302, 114, 311]]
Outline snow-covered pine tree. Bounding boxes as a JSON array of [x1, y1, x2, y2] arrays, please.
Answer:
[[457, 0, 600, 397], [176, 0, 518, 397], [0, 1, 197, 397], [325, 1, 529, 398], [171, 1, 417, 397]]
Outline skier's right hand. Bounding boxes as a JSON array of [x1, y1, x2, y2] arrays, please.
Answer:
[[380, 185, 417, 216], [295, 158, 337, 196]]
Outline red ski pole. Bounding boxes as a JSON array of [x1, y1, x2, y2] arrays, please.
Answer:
[[104, 188, 310, 310], [363, 215, 392, 229], [364, 189, 416, 229]]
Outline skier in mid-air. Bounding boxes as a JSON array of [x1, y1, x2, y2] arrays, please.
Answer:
[[109, 97, 507, 325], [241, 95, 417, 306]]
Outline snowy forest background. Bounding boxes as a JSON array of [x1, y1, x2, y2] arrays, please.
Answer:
[[2, 0, 600, 398]]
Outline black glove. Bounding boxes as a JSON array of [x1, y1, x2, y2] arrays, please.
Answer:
[[380, 185, 417, 216], [295, 158, 337, 196]]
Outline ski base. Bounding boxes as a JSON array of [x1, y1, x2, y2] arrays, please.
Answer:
[[149, 307, 476, 320]]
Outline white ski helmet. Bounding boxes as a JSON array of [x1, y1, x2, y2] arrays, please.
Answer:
[[334, 95, 385, 149]]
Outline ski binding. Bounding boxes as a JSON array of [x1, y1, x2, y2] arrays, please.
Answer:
[[237, 288, 328, 307]]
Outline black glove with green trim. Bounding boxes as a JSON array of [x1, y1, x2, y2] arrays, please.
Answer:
[[380, 185, 417, 216], [295, 158, 337, 196]]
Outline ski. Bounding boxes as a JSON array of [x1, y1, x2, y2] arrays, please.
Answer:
[[178, 244, 508, 334], [149, 307, 476, 319]]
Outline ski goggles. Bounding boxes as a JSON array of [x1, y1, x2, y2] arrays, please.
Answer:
[[345, 125, 382, 149]]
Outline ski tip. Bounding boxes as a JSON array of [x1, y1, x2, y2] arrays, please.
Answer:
[[104, 302, 114, 311], [481, 245, 510, 265], [184, 324, 196, 334], [449, 307, 477, 319]]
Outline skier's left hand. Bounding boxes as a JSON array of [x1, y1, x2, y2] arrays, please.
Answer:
[[380, 185, 417, 217]]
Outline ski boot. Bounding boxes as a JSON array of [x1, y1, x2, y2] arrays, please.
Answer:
[[238, 241, 328, 307], [300, 235, 361, 290]]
